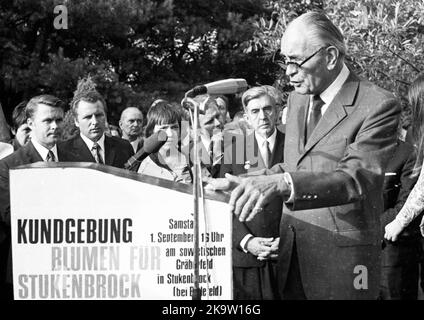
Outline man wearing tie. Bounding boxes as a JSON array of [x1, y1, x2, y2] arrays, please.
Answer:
[[0, 94, 68, 299], [60, 84, 134, 168], [197, 95, 224, 178], [208, 12, 400, 299], [119, 107, 144, 153], [220, 86, 284, 299]]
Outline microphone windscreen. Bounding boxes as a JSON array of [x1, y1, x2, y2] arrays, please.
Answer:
[[205, 79, 248, 95], [144, 130, 168, 153]]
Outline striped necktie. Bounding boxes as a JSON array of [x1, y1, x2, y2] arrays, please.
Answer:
[[92, 143, 104, 164], [264, 140, 272, 168], [46, 150, 55, 162], [306, 95, 325, 141]]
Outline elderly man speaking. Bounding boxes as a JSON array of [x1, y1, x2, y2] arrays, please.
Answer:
[[207, 12, 400, 300]]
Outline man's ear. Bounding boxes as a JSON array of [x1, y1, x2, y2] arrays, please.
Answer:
[[74, 118, 80, 128], [243, 112, 249, 123], [27, 118, 34, 130], [326, 46, 339, 70]]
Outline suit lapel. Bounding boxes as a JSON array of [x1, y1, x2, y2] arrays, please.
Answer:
[[284, 94, 309, 170], [300, 73, 360, 162], [270, 130, 284, 167], [104, 136, 116, 166], [243, 132, 262, 172], [73, 135, 95, 162], [24, 141, 44, 162]]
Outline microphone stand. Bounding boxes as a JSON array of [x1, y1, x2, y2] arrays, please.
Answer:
[[182, 94, 202, 300]]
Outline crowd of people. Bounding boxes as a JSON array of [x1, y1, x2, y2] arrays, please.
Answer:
[[0, 11, 424, 300]]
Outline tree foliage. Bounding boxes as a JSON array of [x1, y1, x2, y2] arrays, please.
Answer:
[[1, 0, 422, 130], [249, 0, 424, 126], [0, 0, 273, 126]]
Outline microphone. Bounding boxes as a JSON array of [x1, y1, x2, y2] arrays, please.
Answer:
[[124, 130, 168, 171], [185, 78, 248, 98]]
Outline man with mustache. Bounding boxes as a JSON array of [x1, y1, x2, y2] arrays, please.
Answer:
[[60, 83, 134, 168], [0, 95, 69, 299]]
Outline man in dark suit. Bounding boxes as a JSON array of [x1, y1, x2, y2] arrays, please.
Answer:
[[380, 131, 423, 299], [0, 95, 68, 299], [220, 86, 284, 299], [119, 107, 144, 153], [59, 87, 134, 168], [197, 95, 224, 178], [208, 12, 400, 299]]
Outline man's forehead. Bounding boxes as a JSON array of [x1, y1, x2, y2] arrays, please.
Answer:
[[78, 99, 105, 111], [123, 107, 142, 119], [280, 24, 309, 56], [34, 103, 63, 115], [247, 95, 275, 108]]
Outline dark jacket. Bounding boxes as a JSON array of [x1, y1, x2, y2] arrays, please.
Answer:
[[59, 134, 134, 169], [0, 141, 71, 285], [381, 139, 422, 240], [220, 129, 285, 267], [269, 72, 400, 299]]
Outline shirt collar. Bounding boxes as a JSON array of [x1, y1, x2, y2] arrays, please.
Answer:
[[319, 63, 350, 106], [200, 133, 211, 148], [31, 139, 58, 161], [255, 128, 277, 152], [130, 137, 141, 153], [80, 133, 105, 151]]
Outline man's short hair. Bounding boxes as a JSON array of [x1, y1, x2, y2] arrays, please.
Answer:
[[241, 86, 277, 111], [294, 11, 346, 57], [260, 85, 284, 108], [120, 107, 144, 122], [26, 95, 65, 120], [70, 90, 107, 117], [12, 101, 28, 130]]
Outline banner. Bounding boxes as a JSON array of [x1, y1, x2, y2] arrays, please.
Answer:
[[10, 164, 232, 300]]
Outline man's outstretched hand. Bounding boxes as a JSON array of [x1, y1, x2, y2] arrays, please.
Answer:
[[205, 173, 290, 222]]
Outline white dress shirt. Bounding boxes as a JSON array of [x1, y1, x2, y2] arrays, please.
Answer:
[[255, 129, 277, 166], [31, 139, 58, 162], [130, 137, 142, 154], [306, 63, 350, 122], [80, 133, 105, 163]]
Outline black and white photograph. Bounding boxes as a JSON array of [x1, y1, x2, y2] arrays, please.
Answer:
[[0, 0, 423, 313]]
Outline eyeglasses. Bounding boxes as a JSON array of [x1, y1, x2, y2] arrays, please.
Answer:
[[275, 46, 328, 70]]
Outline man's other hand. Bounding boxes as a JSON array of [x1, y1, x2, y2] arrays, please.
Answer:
[[246, 237, 274, 257], [229, 173, 290, 222]]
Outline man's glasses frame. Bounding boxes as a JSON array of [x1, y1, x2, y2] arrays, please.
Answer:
[[275, 46, 329, 70]]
